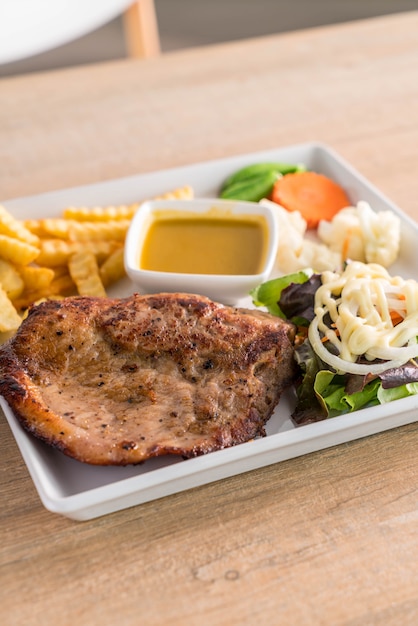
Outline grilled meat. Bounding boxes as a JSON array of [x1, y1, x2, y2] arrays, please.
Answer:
[[0, 293, 296, 465]]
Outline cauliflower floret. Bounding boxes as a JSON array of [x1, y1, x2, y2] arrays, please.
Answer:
[[279, 238, 342, 273], [261, 199, 342, 273], [317, 201, 401, 267], [261, 198, 306, 241], [317, 206, 365, 261]]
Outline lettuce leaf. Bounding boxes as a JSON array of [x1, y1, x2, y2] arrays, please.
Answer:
[[251, 271, 418, 425], [314, 371, 381, 417], [250, 269, 313, 318], [378, 382, 418, 403]]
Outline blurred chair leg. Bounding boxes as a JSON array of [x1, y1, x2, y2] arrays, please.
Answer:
[[123, 0, 161, 58]]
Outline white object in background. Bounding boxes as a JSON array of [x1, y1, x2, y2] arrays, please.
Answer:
[[0, 0, 160, 64]]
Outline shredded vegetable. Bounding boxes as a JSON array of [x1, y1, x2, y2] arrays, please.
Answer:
[[308, 261, 418, 375]]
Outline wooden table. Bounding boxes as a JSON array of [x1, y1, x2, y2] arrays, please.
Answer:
[[2, 11, 418, 625]]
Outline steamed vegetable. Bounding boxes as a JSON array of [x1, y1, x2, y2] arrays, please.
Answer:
[[271, 171, 351, 229], [220, 162, 306, 202], [220, 169, 279, 202], [221, 162, 306, 189], [317, 200, 401, 267], [260, 198, 342, 274]]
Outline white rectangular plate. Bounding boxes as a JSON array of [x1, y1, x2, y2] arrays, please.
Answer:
[[2, 142, 418, 521]]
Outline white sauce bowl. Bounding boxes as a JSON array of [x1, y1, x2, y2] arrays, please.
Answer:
[[124, 198, 279, 304]]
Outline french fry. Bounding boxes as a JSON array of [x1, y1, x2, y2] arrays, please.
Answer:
[[18, 265, 55, 292], [91, 241, 122, 264], [63, 204, 139, 222], [38, 219, 129, 243], [67, 220, 130, 242], [0, 259, 25, 300], [47, 273, 77, 296], [40, 218, 72, 239], [24, 219, 48, 238], [155, 185, 194, 200], [0, 286, 22, 332], [13, 291, 47, 312], [0, 205, 40, 246], [0, 234, 39, 265], [53, 265, 71, 279], [0, 329, 16, 345], [13, 273, 76, 312], [99, 247, 126, 287], [36, 239, 73, 266], [37, 239, 121, 267], [68, 250, 107, 297], [61, 185, 194, 223]]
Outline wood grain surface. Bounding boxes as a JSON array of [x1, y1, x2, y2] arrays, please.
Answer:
[[1, 11, 418, 626]]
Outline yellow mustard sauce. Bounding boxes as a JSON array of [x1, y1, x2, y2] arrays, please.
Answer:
[[139, 211, 268, 275]]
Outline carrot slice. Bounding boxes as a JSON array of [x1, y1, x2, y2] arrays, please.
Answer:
[[390, 310, 404, 326], [270, 171, 350, 229]]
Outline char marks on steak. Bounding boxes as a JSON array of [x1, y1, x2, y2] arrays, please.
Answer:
[[0, 293, 296, 465]]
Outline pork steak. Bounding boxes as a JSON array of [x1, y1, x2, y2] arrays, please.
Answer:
[[0, 293, 296, 465]]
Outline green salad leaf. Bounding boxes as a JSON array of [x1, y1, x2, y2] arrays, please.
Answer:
[[314, 371, 381, 417], [251, 270, 418, 425], [377, 382, 418, 403], [250, 269, 313, 318]]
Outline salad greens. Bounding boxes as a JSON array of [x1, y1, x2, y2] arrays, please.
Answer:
[[250, 272, 418, 425], [250, 269, 314, 319]]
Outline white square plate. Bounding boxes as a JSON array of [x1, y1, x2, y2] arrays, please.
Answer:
[[2, 142, 418, 520]]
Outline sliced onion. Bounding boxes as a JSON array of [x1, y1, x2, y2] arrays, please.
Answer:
[[367, 343, 418, 362], [308, 317, 408, 375]]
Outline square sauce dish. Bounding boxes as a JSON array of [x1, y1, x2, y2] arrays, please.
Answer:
[[124, 198, 279, 304]]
